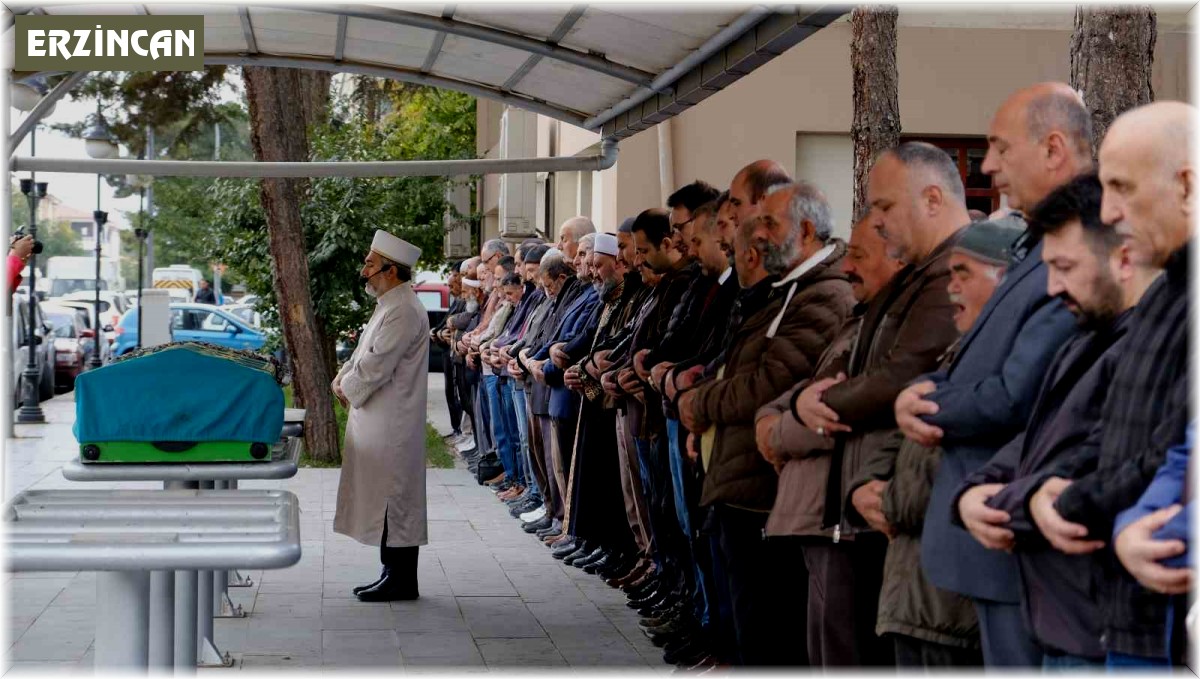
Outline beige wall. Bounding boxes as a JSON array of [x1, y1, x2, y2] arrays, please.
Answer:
[[476, 18, 1191, 244]]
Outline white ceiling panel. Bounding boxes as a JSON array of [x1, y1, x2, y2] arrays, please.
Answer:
[[343, 18, 433, 69], [434, 34, 531, 87], [515, 60, 633, 115]]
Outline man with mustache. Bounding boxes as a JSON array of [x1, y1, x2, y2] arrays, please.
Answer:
[[952, 172, 1161, 668]]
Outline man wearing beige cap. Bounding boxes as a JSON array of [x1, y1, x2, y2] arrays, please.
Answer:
[[333, 229, 430, 602]]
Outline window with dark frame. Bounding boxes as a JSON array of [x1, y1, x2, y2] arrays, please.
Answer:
[[903, 136, 1001, 214]]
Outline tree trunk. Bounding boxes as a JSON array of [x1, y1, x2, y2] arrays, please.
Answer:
[[851, 6, 901, 222], [242, 65, 341, 462], [1070, 6, 1156, 155]]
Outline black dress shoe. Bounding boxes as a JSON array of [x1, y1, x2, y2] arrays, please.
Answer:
[[640, 590, 685, 618], [522, 515, 553, 533], [575, 547, 610, 569], [536, 523, 561, 539], [624, 573, 662, 598], [593, 553, 634, 577], [562, 544, 594, 566], [355, 574, 419, 602], [551, 539, 579, 559], [352, 567, 389, 595], [570, 546, 605, 568], [584, 551, 621, 575], [662, 637, 705, 666]]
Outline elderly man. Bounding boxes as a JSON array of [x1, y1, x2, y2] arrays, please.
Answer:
[[1024, 102, 1193, 668], [896, 83, 1087, 667], [951, 172, 1163, 668], [333, 230, 429, 602], [432, 264, 466, 442], [522, 237, 601, 535], [557, 216, 597, 261], [679, 182, 854, 666], [726, 159, 792, 236]]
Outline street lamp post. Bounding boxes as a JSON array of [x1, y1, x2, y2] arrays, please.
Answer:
[[135, 189, 147, 349], [89, 210, 108, 370], [17, 180, 47, 424]]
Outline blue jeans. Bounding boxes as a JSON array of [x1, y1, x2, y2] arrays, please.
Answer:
[[483, 374, 517, 479], [667, 418, 710, 627], [510, 381, 539, 499], [1105, 652, 1169, 670], [1043, 652, 1104, 671]]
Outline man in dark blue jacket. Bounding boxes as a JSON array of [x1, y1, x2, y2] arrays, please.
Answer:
[[894, 82, 1090, 667], [952, 173, 1162, 668]]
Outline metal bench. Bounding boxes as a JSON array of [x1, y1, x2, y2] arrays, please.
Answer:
[[5, 489, 301, 671], [59, 423, 303, 668]]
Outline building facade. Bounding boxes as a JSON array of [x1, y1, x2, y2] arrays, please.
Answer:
[[469, 7, 1191, 249]]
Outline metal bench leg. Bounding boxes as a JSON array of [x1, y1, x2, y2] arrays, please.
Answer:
[[195, 481, 232, 668], [95, 571, 150, 670], [174, 570, 198, 673], [211, 482, 244, 619], [225, 480, 254, 589], [149, 570, 175, 669]]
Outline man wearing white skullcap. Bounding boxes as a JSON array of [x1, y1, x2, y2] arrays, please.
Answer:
[[333, 229, 430, 602]]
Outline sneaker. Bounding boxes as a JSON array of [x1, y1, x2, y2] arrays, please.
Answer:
[[519, 506, 547, 523], [442, 430, 462, 441], [455, 438, 477, 453]]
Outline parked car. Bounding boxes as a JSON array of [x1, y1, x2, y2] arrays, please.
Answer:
[[53, 300, 114, 365], [113, 303, 268, 357], [40, 303, 92, 391], [57, 290, 127, 346], [222, 304, 262, 329], [11, 292, 56, 403]]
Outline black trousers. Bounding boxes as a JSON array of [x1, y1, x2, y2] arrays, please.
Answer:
[[380, 514, 419, 589], [801, 535, 892, 667], [454, 358, 475, 439], [442, 349, 462, 432], [710, 503, 793, 666]]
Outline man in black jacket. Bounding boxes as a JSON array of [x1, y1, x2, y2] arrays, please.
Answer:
[[953, 173, 1162, 667], [1025, 101, 1193, 667]]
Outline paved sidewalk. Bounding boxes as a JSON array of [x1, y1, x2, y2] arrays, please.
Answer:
[[3, 375, 671, 673]]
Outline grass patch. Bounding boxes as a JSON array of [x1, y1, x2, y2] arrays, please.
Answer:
[[284, 385, 454, 469]]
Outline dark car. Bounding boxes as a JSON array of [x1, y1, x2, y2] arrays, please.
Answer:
[[42, 303, 92, 391], [11, 293, 57, 402]]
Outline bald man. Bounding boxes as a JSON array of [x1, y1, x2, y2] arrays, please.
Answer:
[[726, 160, 792, 244], [896, 83, 1087, 667], [1037, 102, 1193, 668], [557, 216, 597, 261]]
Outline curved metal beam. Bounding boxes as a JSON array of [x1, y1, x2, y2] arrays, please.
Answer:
[[8, 71, 89, 152], [267, 4, 656, 88], [584, 6, 773, 130], [207, 53, 590, 129], [12, 139, 620, 179]]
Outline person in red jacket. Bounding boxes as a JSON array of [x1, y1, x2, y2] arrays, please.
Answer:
[[8, 235, 35, 293]]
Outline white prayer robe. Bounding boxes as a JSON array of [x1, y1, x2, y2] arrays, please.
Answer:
[[333, 282, 430, 548]]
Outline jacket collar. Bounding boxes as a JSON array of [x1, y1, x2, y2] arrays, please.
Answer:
[[1166, 241, 1190, 284], [954, 237, 1046, 355], [376, 281, 409, 309], [772, 242, 839, 288]]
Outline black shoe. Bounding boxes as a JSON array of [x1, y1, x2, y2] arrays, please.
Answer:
[[536, 522, 562, 539], [584, 551, 620, 574], [594, 553, 633, 578], [522, 516, 553, 533], [640, 590, 686, 618], [562, 544, 594, 566], [627, 584, 668, 609], [625, 574, 663, 599], [510, 499, 541, 518], [355, 574, 419, 602], [570, 546, 605, 568], [551, 538, 579, 559], [352, 567, 389, 595], [576, 547, 610, 569]]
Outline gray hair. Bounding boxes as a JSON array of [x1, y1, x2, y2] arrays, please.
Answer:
[[481, 238, 510, 260], [766, 180, 833, 242], [561, 216, 596, 238], [1026, 88, 1093, 160], [886, 142, 966, 203], [577, 233, 597, 253], [538, 253, 574, 280]]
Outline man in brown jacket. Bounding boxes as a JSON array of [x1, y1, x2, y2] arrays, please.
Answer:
[[754, 142, 965, 666], [677, 181, 854, 665]]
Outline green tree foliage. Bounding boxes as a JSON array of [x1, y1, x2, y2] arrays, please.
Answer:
[[203, 84, 477, 347], [10, 183, 86, 260]]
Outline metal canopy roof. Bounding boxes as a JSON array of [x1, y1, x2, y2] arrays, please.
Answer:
[[9, 3, 845, 140]]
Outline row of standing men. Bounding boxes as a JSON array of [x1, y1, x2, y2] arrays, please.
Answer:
[[431, 83, 1193, 670]]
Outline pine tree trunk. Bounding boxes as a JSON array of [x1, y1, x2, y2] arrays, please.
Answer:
[[1070, 6, 1156, 155], [851, 6, 901, 222], [242, 65, 341, 462]]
